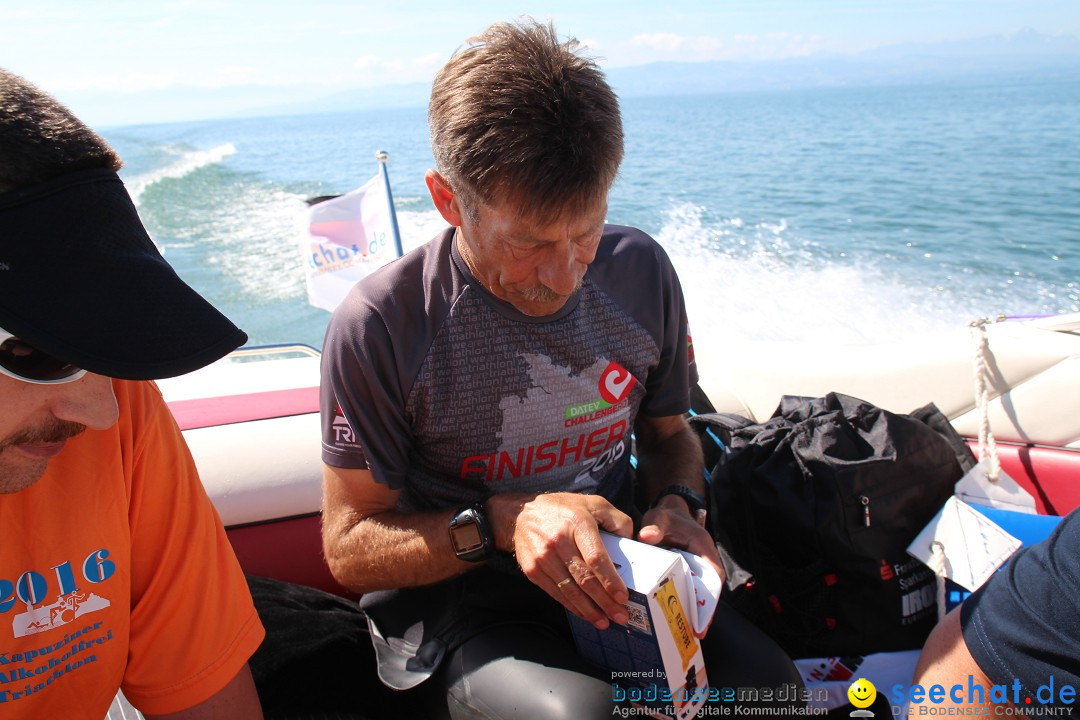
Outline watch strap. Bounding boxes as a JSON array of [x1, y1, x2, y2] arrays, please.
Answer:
[[651, 484, 708, 527]]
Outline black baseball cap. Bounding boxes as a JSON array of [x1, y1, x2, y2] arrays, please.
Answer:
[[0, 168, 247, 380]]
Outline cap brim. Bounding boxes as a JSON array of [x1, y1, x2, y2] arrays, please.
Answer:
[[0, 169, 247, 380]]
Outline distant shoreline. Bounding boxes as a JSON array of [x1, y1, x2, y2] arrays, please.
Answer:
[[66, 28, 1080, 129]]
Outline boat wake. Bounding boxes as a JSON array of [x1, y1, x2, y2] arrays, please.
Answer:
[[395, 206, 451, 254], [126, 143, 237, 206], [658, 202, 986, 346]]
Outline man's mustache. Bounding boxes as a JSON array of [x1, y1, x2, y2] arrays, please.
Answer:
[[519, 276, 584, 303], [1, 419, 86, 449]]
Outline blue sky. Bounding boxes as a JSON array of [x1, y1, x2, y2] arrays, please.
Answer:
[[4, 0, 1078, 125]]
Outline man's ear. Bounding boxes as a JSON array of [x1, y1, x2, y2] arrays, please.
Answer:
[[425, 169, 465, 227]]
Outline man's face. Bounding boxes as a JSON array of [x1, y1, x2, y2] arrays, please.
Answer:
[[454, 193, 608, 317], [0, 372, 118, 493]]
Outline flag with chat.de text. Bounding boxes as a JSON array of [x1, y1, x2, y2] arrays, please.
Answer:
[[301, 172, 400, 312]]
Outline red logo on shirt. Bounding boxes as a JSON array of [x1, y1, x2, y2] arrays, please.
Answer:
[[598, 362, 636, 405]]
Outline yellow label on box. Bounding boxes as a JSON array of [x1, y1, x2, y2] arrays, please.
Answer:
[[656, 578, 698, 672]]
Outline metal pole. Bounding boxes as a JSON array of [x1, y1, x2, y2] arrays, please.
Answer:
[[375, 150, 404, 258]]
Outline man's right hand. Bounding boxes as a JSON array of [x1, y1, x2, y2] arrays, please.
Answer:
[[488, 492, 634, 630]]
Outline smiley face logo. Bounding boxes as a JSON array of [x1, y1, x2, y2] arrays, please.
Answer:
[[848, 678, 877, 709]]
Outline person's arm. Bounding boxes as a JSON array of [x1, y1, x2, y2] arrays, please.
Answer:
[[634, 413, 724, 580], [913, 607, 997, 710], [321, 464, 467, 590], [145, 664, 262, 720], [321, 463, 635, 629], [121, 381, 265, 716]]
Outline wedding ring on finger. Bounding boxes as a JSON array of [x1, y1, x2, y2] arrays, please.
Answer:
[[556, 577, 573, 589]]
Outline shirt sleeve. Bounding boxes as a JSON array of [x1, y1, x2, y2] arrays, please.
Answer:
[[119, 381, 265, 715], [318, 239, 457, 489], [960, 507, 1080, 705], [319, 288, 416, 490]]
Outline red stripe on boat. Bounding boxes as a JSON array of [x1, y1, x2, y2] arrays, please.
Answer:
[[168, 386, 320, 430], [227, 516, 357, 599], [967, 440, 1080, 516]]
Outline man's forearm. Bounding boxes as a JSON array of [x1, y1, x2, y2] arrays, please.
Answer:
[[146, 664, 263, 720], [635, 418, 706, 504], [324, 508, 469, 594], [324, 488, 638, 629], [325, 491, 543, 593]]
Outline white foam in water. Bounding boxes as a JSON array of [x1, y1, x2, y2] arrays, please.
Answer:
[[126, 143, 237, 206], [209, 188, 311, 302], [658, 202, 978, 348], [396, 207, 452, 253], [322, 199, 974, 346], [290, 198, 978, 346]]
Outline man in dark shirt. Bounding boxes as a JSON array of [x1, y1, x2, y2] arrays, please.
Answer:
[[319, 19, 799, 719]]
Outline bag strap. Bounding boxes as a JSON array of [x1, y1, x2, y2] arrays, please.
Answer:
[[688, 411, 756, 445], [687, 412, 755, 472], [687, 411, 757, 432]]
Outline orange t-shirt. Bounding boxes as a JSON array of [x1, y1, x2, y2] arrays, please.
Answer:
[[0, 380, 265, 719]]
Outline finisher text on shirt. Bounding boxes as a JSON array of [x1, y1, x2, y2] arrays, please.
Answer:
[[460, 418, 628, 482]]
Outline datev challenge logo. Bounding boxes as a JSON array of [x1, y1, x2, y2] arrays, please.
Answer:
[[564, 361, 636, 429]]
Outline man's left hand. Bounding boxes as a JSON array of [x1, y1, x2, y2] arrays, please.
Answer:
[[638, 496, 725, 584], [633, 413, 724, 583]]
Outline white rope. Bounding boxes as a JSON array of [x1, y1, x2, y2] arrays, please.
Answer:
[[969, 318, 1001, 483], [929, 540, 949, 623]]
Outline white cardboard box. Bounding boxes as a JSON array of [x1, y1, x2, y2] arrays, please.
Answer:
[[567, 532, 722, 720]]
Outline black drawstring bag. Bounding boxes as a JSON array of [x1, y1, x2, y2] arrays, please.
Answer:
[[689, 392, 975, 658]]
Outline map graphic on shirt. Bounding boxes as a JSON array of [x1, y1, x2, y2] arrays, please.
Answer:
[[492, 353, 633, 493]]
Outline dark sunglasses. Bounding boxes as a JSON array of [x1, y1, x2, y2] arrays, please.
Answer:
[[0, 329, 87, 385]]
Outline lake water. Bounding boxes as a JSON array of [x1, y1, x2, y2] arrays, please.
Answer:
[[103, 75, 1080, 354]]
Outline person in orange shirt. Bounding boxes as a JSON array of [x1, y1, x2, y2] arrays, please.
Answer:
[[0, 68, 265, 719]]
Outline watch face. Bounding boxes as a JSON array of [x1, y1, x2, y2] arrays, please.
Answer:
[[452, 520, 483, 552]]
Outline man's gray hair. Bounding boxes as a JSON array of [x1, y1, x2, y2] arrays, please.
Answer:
[[428, 19, 624, 221]]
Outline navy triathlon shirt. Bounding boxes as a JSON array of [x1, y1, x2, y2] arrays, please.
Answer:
[[320, 225, 697, 513]]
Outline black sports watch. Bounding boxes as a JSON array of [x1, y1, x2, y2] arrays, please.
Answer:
[[448, 497, 495, 562], [651, 485, 708, 527]]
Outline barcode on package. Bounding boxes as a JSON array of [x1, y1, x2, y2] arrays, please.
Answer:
[[626, 600, 651, 634]]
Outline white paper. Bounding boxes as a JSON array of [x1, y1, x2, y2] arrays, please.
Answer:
[[907, 496, 1022, 591], [598, 532, 723, 638], [955, 459, 1037, 514], [676, 549, 723, 637]]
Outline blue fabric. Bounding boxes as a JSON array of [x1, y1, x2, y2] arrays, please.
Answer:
[[961, 508, 1080, 707], [970, 504, 1063, 548]]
